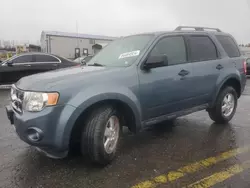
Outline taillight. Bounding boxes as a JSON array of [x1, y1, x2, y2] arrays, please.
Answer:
[[243, 60, 247, 74]]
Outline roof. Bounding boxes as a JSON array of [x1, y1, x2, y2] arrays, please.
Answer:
[[8, 52, 62, 58], [128, 26, 227, 37], [42, 31, 116, 41], [130, 30, 229, 37]]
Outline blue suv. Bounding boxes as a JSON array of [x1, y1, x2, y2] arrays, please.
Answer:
[[6, 26, 247, 165]]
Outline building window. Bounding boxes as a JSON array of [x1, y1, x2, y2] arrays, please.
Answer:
[[75, 48, 80, 59], [83, 48, 88, 56]]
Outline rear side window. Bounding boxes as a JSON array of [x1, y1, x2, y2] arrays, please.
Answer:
[[34, 55, 59, 62], [215, 35, 240, 58], [150, 36, 187, 65], [188, 36, 218, 62]]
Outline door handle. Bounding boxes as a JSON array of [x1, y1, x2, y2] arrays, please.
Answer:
[[178, 69, 190, 76], [24, 64, 31, 67], [216, 64, 223, 70]]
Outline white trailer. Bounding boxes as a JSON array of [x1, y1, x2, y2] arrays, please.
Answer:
[[40, 31, 116, 59]]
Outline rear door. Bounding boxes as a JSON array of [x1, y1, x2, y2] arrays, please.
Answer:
[[185, 34, 221, 105], [215, 35, 242, 71], [0, 54, 33, 84], [215, 34, 245, 89], [31, 54, 61, 74]]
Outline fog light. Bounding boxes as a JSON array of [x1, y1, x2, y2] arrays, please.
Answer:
[[27, 127, 43, 142]]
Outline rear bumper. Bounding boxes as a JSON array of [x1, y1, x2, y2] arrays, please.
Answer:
[[5, 104, 77, 159]]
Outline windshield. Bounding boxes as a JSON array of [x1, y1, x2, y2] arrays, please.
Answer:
[[1, 55, 18, 64], [86, 35, 154, 67]]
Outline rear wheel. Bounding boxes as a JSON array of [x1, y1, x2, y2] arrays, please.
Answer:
[[81, 105, 121, 165], [208, 86, 237, 124]]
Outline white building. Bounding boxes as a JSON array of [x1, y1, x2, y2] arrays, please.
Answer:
[[40, 31, 116, 59]]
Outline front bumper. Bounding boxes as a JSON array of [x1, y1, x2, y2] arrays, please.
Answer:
[[5, 104, 77, 159]]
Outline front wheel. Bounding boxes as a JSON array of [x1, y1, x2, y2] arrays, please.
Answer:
[[208, 86, 238, 124], [81, 105, 121, 165]]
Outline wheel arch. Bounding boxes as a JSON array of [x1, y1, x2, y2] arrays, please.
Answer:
[[212, 75, 241, 107], [66, 93, 142, 150]]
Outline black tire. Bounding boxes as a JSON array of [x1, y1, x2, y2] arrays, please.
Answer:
[[208, 86, 238, 124], [81, 105, 121, 165]]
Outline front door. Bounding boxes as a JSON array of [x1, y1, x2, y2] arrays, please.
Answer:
[[138, 35, 196, 120], [0, 54, 33, 84]]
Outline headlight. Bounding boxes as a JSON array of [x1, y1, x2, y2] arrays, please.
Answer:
[[23, 92, 59, 112], [10, 85, 16, 100]]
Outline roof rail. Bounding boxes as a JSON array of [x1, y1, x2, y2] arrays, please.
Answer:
[[175, 26, 221, 32]]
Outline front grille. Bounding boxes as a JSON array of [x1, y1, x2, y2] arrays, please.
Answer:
[[11, 85, 24, 113]]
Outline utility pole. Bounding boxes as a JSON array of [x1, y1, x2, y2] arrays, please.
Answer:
[[76, 20, 79, 48], [246, 0, 250, 9]]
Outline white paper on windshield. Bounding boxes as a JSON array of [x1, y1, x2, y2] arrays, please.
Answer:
[[118, 50, 140, 59]]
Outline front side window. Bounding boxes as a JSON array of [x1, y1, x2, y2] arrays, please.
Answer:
[[86, 35, 154, 67], [188, 36, 218, 62], [34, 54, 59, 62], [12, 55, 32, 64], [150, 36, 187, 65]]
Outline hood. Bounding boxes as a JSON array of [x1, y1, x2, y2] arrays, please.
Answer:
[[16, 66, 122, 91]]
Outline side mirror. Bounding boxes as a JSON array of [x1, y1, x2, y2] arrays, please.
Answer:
[[6, 61, 13, 66], [81, 59, 87, 65], [144, 55, 168, 69], [246, 58, 250, 64]]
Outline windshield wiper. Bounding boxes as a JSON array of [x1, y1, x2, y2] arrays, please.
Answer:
[[87, 62, 105, 67]]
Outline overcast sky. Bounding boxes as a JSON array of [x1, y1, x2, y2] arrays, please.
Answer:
[[1, 0, 250, 44]]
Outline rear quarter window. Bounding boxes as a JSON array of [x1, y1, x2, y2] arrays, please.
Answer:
[[215, 35, 240, 58]]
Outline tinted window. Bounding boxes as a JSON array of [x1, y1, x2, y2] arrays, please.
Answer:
[[188, 36, 217, 62], [12, 55, 32, 63], [150, 36, 187, 65], [216, 35, 240, 58], [34, 54, 59, 62]]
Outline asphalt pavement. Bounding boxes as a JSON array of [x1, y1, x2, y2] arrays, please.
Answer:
[[1, 81, 250, 188]]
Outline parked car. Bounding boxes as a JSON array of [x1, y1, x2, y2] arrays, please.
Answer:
[[6, 26, 247, 165], [0, 52, 79, 85], [74, 55, 93, 64]]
